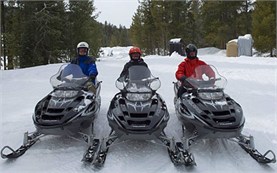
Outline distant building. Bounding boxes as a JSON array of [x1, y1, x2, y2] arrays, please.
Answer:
[[226, 39, 238, 57], [226, 34, 254, 57], [238, 34, 253, 56], [169, 38, 185, 56]]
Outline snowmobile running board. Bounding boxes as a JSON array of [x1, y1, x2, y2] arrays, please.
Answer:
[[1, 131, 42, 159]]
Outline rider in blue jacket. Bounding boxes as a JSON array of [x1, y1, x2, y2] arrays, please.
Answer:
[[71, 42, 98, 84]]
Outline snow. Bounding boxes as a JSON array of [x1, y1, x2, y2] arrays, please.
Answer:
[[169, 38, 182, 43], [1, 47, 277, 173]]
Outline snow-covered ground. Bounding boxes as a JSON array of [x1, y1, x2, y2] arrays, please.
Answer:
[[0, 47, 276, 173]]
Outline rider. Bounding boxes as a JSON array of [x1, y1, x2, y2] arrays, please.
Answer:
[[175, 44, 215, 97], [119, 46, 148, 79], [71, 41, 98, 93]]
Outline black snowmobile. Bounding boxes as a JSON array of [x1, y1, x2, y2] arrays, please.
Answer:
[[1, 64, 101, 159], [83, 65, 194, 167], [174, 64, 276, 165]]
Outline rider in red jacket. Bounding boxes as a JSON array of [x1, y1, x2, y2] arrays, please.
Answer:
[[175, 44, 215, 97]]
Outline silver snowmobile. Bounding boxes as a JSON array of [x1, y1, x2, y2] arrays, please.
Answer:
[[1, 64, 101, 159], [174, 64, 276, 165], [83, 66, 194, 167]]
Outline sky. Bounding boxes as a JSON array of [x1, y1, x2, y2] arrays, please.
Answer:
[[1, 46, 277, 173], [94, 0, 140, 28]]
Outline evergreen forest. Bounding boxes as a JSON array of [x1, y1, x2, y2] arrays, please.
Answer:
[[1, 0, 276, 69]]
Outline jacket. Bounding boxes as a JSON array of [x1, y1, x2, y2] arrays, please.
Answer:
[[175, 57, 215, 80], [71, 55, 98, 82], [119, 59, 148, 78]]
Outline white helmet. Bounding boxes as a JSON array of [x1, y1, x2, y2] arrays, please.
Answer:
[[77, 42, 89, 49], [77, 42, 89, 55]]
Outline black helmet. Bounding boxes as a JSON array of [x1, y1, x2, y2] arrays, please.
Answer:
[[186, 44, 197, 59]]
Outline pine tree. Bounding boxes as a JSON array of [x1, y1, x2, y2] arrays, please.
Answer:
[[201, 1, 243, 48], [66, 0, 101, 58], [130, 6, 144, 48], [99, 23, 130, 47], [19, 1, 66, 68], [140, 0, 156, 54], [252, 1, 276, 56], [236, 0, 254, 35], [19, 1, 39, 67], [130, 1, 195, 55]]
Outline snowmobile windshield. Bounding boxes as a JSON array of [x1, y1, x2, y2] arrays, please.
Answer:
[[116, 66, 161, 101], [186, 65, 227, 90], [50, 64, 89, 89]]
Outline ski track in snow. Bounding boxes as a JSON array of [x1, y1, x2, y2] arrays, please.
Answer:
[[1, 47, 277, 173]]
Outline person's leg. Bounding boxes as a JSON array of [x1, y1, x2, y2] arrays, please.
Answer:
[[177, 87, 186, 98]]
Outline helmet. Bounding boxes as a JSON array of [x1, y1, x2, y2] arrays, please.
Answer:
[[129, 47, 142, 60], [77, 42, 89, 49], [129, 47, 142, 55], [185, 44, 197, 59], [77, 42, 89, 56]]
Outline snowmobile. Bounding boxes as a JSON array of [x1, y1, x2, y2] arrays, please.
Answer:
[[173, 64, 276, 165], [1, 64, 101, 159], [83, 65, 195, 167]]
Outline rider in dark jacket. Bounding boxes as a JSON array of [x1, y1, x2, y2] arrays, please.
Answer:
[[119, 47, 148, 79]]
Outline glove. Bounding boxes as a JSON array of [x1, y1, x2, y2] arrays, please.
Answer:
[[89, 75, 96, 81], [86, 81, 96, 94], [180, 76, 187, 82], [180, 76, 193, 88]]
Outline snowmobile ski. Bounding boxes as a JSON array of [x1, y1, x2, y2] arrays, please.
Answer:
[[236, 136, 276, 164], [158, 134, 195, 166], [1, 131, 42, 159], [168, 142, 195, 166], [82, 138, 101, 163], [240, 146, 276, 164], [92, 148, 109, 168], [90, 134, 118, 167]]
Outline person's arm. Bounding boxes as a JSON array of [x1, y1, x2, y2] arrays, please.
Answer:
[[88, 63, 98, 78], [175, 62, 186, 81], [119, 63, 129, 78], [201, 62, 215, 79]]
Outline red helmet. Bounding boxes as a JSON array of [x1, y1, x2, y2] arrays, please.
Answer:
[[129, 47, 142, 55]]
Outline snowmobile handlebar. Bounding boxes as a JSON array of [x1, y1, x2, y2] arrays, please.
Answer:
[[183, 78, 221, 90]]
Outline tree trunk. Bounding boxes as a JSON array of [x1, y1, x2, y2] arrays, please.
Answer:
[[7, 56, 14, 69], [1, 1, 7, 70]]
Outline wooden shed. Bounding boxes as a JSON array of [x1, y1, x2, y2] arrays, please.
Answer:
[[226, 40, 238, 57]]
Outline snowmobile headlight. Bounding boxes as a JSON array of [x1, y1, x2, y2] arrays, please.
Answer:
[[198, 91, 223, 100], [52, 90, 79, 98], [126, 93, 152, 101]]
